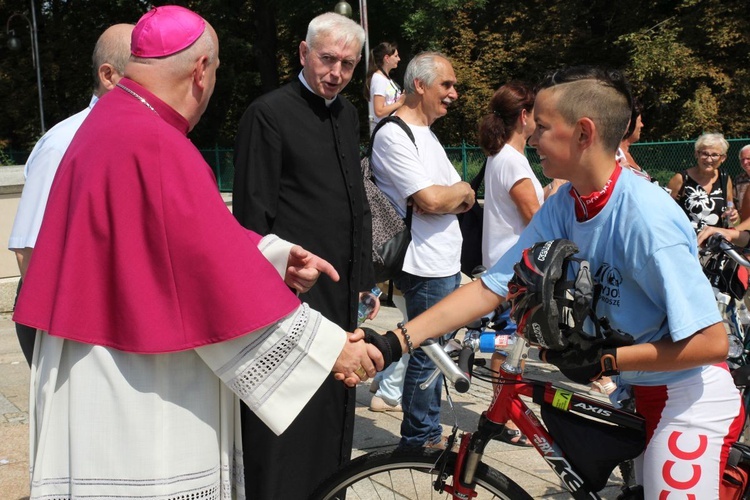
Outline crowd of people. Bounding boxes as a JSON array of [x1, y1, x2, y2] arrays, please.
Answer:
[[6, 4, 750, 499]]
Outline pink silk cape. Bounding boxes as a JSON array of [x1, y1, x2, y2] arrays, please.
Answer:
[[13, 78, 301, 353]]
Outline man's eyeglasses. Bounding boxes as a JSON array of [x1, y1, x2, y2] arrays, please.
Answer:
[[699, 151, 725, 160]]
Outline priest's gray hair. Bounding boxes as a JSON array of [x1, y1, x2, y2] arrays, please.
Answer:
[[306, 12, 365, 53], [403, 52, 450, 95]]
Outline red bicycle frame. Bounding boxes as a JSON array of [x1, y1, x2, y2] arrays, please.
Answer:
[[439, 339, 644, 500]]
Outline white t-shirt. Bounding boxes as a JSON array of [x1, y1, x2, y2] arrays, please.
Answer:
[[9, 96, 98, 250], [368, 72, 401, 133], [371, 121, 462, 277], [482, 145, 544, 268]]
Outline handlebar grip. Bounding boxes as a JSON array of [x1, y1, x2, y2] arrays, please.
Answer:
[[421, 338, 471, 393], [457, 346, 474, 381]]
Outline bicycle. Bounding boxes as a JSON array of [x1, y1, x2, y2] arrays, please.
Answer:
[[312, 241, 750, 499], [702, 233, 750, 444], [312, 314, 650, 499]]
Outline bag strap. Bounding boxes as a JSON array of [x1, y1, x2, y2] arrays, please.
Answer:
[[405, 202, 413, 228], [368, 115, 416, 226], [469, 158, 488, 196], [677, 170, 688, 200], [720, 169, 730, 228], [366, 115, 417, 157]]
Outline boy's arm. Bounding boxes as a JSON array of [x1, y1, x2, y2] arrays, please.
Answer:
[[393, 279, 504, 347], [541, 322, 728, 384], [616, 322, 727, 372]]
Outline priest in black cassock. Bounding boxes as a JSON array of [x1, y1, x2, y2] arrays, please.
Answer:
[[232, 12, 375, 499]]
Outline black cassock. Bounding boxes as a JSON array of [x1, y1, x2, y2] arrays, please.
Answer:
[[233, 77, 374, 499]]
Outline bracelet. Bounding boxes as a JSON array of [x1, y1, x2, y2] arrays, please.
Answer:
[[743, 230, 750, 248], [395, 322, 414, 355]]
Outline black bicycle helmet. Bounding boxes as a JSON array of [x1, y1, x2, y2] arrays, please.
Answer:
[[506, 239, 594, 350]]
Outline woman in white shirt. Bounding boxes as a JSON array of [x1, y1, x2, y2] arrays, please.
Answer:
[[477, 81, 543, 446], [479, 81, 543, 270], [364, 42, 405, 134]]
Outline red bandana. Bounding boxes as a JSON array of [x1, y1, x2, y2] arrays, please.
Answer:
[[569, 164, 622, 221]]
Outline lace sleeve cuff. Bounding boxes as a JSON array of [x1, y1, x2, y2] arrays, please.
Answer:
[[195, 303, 346, 435]]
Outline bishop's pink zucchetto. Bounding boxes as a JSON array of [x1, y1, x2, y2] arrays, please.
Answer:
[[131, 5, 206, 58]]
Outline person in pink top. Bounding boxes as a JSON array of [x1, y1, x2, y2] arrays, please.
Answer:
[[14, 6, 382, 498]]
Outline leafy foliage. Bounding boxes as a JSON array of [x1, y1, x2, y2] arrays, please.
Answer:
[[1, 0, 748, 153]]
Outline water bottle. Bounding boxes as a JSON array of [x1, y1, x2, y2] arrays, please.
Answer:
[[738, 301, 750, 326], [725, 200, 735, 226], [717, 293, 744, 359], [357, 286, 382, 325], [478, 332, 516, 353]]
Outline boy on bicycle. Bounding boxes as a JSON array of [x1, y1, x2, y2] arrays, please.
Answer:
[[387, 66, 744, 497]]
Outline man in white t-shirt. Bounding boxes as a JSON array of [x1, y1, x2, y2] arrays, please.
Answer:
[[7, 23, 133, 365], [370, 52, 474, 448]]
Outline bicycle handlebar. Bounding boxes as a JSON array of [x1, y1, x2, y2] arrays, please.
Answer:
[[705, 233, 750, 268], [421, 338, 471, 393]]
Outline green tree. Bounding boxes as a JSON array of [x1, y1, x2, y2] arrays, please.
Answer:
[[2, 0, 749, 153], [619, 0, 750, 139]]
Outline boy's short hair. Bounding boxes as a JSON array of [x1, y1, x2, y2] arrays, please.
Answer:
[[539, 66, 633, 153]]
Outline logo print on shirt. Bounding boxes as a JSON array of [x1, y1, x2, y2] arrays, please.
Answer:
[[595, 264, 622, 307]]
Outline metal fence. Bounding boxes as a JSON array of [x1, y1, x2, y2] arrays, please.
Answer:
[[446, 138, 750, 197], [6, 138, 750, 194]]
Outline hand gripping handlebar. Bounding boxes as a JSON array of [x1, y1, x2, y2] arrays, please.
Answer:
[[360, 329, 472, 393], [706, 233, 750, 268]]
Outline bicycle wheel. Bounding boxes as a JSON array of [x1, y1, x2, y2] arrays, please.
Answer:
[[311, 446, 532, 500]]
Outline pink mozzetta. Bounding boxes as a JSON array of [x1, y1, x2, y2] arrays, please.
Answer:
[[13, 78, 301, 353], [131, 5, 205, 58]]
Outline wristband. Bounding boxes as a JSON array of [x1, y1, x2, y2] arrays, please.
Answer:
[[599, 348, 619, 377], [361, 328, 402, 366]]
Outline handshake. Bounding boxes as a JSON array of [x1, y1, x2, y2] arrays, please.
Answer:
[[333, 327, 403, 387]]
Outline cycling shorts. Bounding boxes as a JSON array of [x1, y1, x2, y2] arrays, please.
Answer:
[[633, 363, 744, 499]]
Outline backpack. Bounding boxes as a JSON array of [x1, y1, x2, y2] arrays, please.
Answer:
[[362, 116, 415, 283], [457, 159, 487, 276]]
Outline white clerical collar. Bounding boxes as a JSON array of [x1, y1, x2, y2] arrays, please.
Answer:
[[299, 71, 337, 107]]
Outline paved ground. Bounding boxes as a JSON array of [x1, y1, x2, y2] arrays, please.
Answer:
[[0, 313, 30, 500], [0, 305, 629, 499]]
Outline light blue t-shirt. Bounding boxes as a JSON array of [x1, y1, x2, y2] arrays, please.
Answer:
[[482, 168, 721, 386]]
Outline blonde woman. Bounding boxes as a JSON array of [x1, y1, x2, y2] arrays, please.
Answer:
[[667, 133, 739, 231]]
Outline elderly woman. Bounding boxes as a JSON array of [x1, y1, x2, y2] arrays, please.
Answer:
[[667, 132, 738, 231]]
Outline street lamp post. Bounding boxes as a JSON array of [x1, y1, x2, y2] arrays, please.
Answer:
[[6, 0, 45, 134], [333, 0, 369, 73], [359, 0, 369, 72]]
